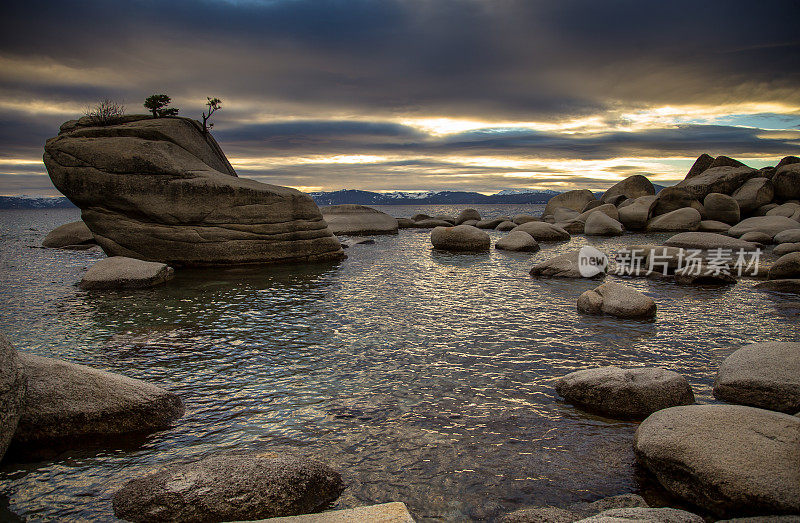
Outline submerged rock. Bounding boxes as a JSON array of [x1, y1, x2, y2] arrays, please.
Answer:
[[577, 282, 656, 319], [634, 404, 800, 517], [499, 506, 579, 523], [496, 220, 517, 231], [320, 205, 398, 235], [511, 222, 571, 241], [112, 452, 345, 522], [530, 251, 605, 279], [455, 208, 481, 224], [79, 256, 175, 290], [44, 115, 343, 266], [12, 353, 184, 447], [41, 221, 96, 249], [0, 334, 26, 462], [714, 342, 800, 413], [555, 366, 693, 420], [674, 265, 737, 285], [430, 225, 490, 252], [495, 231, 539, 252], [754, 279, 800, 293]]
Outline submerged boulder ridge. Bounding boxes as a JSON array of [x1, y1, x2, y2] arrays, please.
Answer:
[[43, 115, 343, 267]]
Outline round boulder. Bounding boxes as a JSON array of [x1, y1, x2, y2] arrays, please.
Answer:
[[320, 204, 399, 235], [674, 166, 758, 201], [512, 214, 539, 225], [773, 243, 800, 256], [0, 334, 26, 462], [774, 229, 800, 244], [766, 202, 800, 218], [496, 220, 517, 231], [634, 404, 800, 517], [729, 216, 800, 239], [773, 163, 800, 200], [600, 175, 655, 203], [739, 231, 772, 245], [646, 208, 702, 232], [112, 452, 345, 522], [577, 282, 656, 319], [768, 252, 800, 280], [651, 187, 702, 217], [704, 193, 740, 224], [618, 195, 657, 230], [698, 220, 731, 233], [554, 207, 580, 223], [495, 231, 539, 252], [396, 217, 415, 228], [584, 212, 624, 236], [79, 256, 175, 290], [713, 342, 800, 413], [732, 178, 774, 215], [530, 251, 605, 279], [555, 366, 694, 420], [543, 190, 597, 219], [511, 221, 571, 241], [455, 208, 481, 225], [430, 225, 490, 252], [476, 218, 506, 229], [663, 232, 759, 251], [42, 221, 96, 249], [413, 218, 454, 229]]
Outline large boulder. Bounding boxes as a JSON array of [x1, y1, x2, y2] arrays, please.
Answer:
[[495, 231, 540, 252], [553, 207, 580, 223], [513, 214, 539, 224], [773, 163, 800, 200], [430, 225, 490, 252], [732, 178, 774, 215], [618, 195, 657, 230], [577, 282, 655, 319], [576, 507, 704, 523], [496, 220, 517, 231], [79, 256, 175, 290], [575, 203, 619, 223], [683, 153, 715, 179], [773, 243, 800, 256], [41, 221, 96, 249], [674, 265, 737, 285], [583, 212, 624, 236], [698, 220, 731, 233], [675, 166, 758, 200], [555, 366, 693, 420], [511, 221, 571, 241], [44, 115, 343, 266], [728, 216, 800, 239], [663, 232, 759, 251], [112, 452, 345, 522], [600, 175, 655, 203], [320, 205, 398, 235], [704, 193, 740, 224], [455, 208, 481, 224], [475, 218, 508, 229], [12, 353, 184, 447], [543, 190, 596, 219], [709, 155, 747, 169], [775, 229, 800, 244], [634, 405, 800, 517], [413, 218, 455, 228], [768, 252, 800, 280], [646, 208, 701, 232], [713, 342, 800, 413], [651, 187, 702, 217], [530, 251, 606, 279], [0, 334, 26, 462]]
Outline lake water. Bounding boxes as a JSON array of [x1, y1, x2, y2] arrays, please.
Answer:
[[1, 205, 798, 521]]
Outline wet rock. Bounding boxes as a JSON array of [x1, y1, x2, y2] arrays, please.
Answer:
[[455, 208, 481, 225], [41, 221, 96, 249], [12, 353, 184, 447], [664, 232, 759, 251], [495, 231, 540, 252], [728, 216, 800, 239], [576, 507, 703, 522], [775, 229, 800, 244], [618, 195, 658, 230], [0, 334, 26, 462], [684, 153, 715, 179], [433, 215, 456, 224], [412, 214, 431, 222], [675, 166, 758, 200], [476, 218, 507, 229], [651, 187, 703, 217], [577, 282, 655, 319], [774, 243, 800, 256], [577, 494, 649, 514], [713, 342, 800, 414], [396, 218, 415, 228], [769, 252, 800, 280], [511, 222, 571, 241], [634, 404, 800, 517], [754, 279, 800, 293], [646, 208, 702, 232], [413, 218, 454, 229], [321, 205, 398, 235], [698, 220, 731, 233], [739, 231, 772, 245], [600, 175, 655, 203], [430, 225, 490, 252], [584, 212, 624, 236], [44, 116, 343, 266], [513, 214, 540, 225], [530, 251, 605, 279], [79, 256, 175, 290], [496, 220, 517, 231], [556, 220, 585, 234], [674, 265, 737, 285], [732, 178, 775, 215], [773, 163, 800, 201], [112, 452, 345, 523], [543, 190, 597, 219], [704, 193, 740, 224], [555, 366, 693, 420]]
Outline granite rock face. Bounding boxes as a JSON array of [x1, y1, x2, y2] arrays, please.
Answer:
[[0, 334, 26, 462], [44, 115, 343, 267], [543, 190, 596, 219], [732, 178, 774, 215], [42, 221, 96, 249], [674, 166, 758, 200], [320, 204, 398, 235], [79, 256, 175, 290], [112, 452, 345, 523], [600, 175, 655, 203]]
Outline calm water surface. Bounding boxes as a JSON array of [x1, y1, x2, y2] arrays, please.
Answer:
[[1, 205, 798, 521]]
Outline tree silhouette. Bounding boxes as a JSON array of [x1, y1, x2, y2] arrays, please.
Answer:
[[202, 97, 222, 133], [144, 94, 179, 118]]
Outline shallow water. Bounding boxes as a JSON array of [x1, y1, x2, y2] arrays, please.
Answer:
[[1, 206, 798, 522]]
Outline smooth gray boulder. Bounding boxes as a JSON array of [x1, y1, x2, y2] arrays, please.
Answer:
[[44, 116, 343, 266], [698, 220, 731, 233], [496, 220, 517, 231], [12, 353, 184, 447], [556, 219, 585, 234], [651, 187, 704, 217], [499, 506, 578, 523], [774, 243, 800, 256], [41, 221, 96, 249], [413, 218, 455, 228], [511, 222, 571, 241], [740, 231, 772, 245], [575, 203, 619, 223], [675, 166, 758, 200], [576, 507, 703, 522], [704, 193, 740, 224], [79, 256, 175, 290], [729, 216, 800, 239], [112, 452, 345, 522], [495, 231, 540, 252], [461, 219, 479, 227], [714, 342, 800, 413], [634, 405, 800, 517], [530, 251, 605, 279], [732, 177, 774, 215], [756, 203, 780, 216], [600, 175, 655, 203], [774, 229, 800, 244], [584, 212, 624, 236], [618, 195, 657, 230], [513, 214, 540, 224], [774, 163, 800, 200], [455, 208, 481, 224], [433, 215, 456, 224], [543, 190, 597, 219], [555, 366, 693, 419], [577, 282, 655, 319], [664, 232, 759, 251], [0, 334, 26, 462], [646, 208, 701, 232], [554, 207, 581, 223], [769, 252, 800, 280], [430, 225, 490, 252], [396, 217, 414, 228], [754, 279, 800, 293], [320, 205, 398, 235], [476, 218, 507, 229], [674, 265, 737, 285], [767, 202, 800, 218], [411, 213, 431, 221]]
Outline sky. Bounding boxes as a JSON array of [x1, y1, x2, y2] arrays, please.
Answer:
[[0, 0, 799, 196]]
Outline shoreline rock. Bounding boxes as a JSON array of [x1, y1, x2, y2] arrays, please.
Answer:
[[577, 282, 656, 319], [430, 225, 490, 252], [320, 205, 399, 236], [0, 334, 26, 462], [79, 256, 175, 290]]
